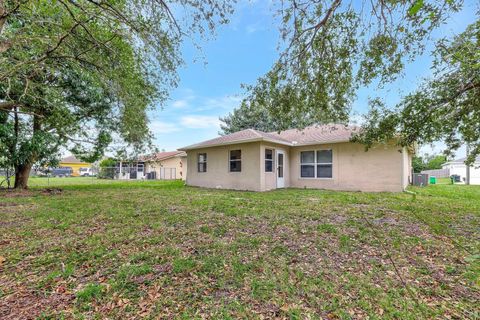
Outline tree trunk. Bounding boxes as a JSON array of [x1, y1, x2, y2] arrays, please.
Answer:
[[13, 114, 41, 189], [14, 163, 33, 189]]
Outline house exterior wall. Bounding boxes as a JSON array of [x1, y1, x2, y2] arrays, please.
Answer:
[[288, 142, 406, 192], [402, 147, 412, 189], [145, 156, 185, 180], [186, 142, 262, 191], [185, 141, 410, 192], [180, 156, 187, 180], [259, 143, 290, 191]]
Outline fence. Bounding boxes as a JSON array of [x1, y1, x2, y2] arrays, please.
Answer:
[[420, 168, 450, 178], [1, 166, 179, 188], [97, 166, 177, 180]]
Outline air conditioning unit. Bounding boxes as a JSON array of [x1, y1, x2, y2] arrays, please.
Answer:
[[412, 173, 429, 187]]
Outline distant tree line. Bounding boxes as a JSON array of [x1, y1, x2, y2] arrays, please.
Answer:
[[412, 154, 448, 173]]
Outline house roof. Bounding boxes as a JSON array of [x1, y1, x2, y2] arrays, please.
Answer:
[[444, 155, 480, 164], [272, 124, 360, 146], [141, 151, 186, 161], [61, 155, 88, 164], [179, 124, 360, 151]]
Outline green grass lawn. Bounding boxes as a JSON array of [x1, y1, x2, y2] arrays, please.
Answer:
[[1, 176, 159, 188], [1, 181, 479, 319]]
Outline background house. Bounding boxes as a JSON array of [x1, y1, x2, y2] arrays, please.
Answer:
[[143, 151, 187, 180], [112, 151, 187, 180], [60, 155, 92, 177], [114, 160, 146, 180], [442, 156, 480, 184]]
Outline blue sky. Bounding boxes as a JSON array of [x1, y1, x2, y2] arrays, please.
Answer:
[[148, 0, 478, 157]]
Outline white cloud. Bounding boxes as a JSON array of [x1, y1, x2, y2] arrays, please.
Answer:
[[172, 99, 189, 108], [149, 121, 180, 134], [348, 114, 366, 126], [196, 95, 242, 111], [180, 115, 221, 129]]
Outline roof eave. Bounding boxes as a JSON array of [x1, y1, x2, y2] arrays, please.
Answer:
[[142, 151, 187, 162], [292, 139, 351, 147], [179, 137, 291, 151]]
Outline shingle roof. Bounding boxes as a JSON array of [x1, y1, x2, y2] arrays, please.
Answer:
[[447, 155, 480, 163], [141, 151, 186, 161], [271, 124, 360, 145], [179, 128, 291, 150], [179, 124, 359, 150]]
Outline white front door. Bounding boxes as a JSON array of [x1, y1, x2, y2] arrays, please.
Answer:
[[276, 150, 285, 188]]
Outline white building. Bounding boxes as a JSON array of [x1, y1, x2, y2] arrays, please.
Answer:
[[442, 156, 480, 185]]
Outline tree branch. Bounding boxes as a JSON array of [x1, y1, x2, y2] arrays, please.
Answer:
[[0, 21, 82, 80], [284, 0, 342, 63], [0, 101, 16, 110], [0, 106, 44, 117]]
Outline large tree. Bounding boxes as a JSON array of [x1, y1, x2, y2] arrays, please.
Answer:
[[354, 20, 480, 163], [237, 0, 463, 130], [0, 0, 232, 188], [220, 99, 318, 134]]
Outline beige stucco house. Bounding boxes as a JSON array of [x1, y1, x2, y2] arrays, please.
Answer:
[[143, 151, 187, 180], [179, 124, 412, 192]]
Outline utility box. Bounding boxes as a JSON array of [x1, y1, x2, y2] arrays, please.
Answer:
[[147, 171, 157, 180], [413, 173, 429, 186], [450, 174, 461, 183]]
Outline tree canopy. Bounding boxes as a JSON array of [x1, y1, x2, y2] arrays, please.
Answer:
[[237, 0, 462, 127], [354, 19, 480, 164], [412, 154, 448, 172], [221, 1, 478, 164], [0, 0, 232, 188], [220, 99, 317, 135]]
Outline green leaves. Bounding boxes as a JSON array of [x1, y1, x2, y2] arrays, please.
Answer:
[[408, 0, 424, 16], [357, 20, 480, 163], [0, 0, 233, 188], [240, 0, 462, 132]]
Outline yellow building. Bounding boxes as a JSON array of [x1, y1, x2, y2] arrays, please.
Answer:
[[60, 155, 92, 177]]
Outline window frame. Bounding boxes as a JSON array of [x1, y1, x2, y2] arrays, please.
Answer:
[[265, 149, 274, 173], [229, 149, 242, 172], [197, 153, 207, 173], [300, 151, 315, 178], [299, 149, 333, 179]]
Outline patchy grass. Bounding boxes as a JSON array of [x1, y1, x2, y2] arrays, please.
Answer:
[[0, 180, 479, 319]]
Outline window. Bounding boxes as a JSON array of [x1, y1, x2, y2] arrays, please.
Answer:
[[316, 150, 332, 178], [300, 151, 315, 178], [198, 153, 207, 172], [265, 149, 273, 172], [229, 150, 241, 172], [300, 150, 332, 178]]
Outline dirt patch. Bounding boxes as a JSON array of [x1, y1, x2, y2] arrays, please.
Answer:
[[0, 203, 35, 216], [0, 218, 31, 228], [372, 217, 399, 225], [0, 203, 21, 207], [0, 190, 36, 198], [0, 286, 74, 320], [0, 188, 63, 198], [41, 188, 63, 196]]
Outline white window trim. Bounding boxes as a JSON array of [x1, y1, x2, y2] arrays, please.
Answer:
[[229, 149, 242, 173], [265, 148, 274, 173], [299, 149, 333, 179], [197, 153, 207, 173]]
